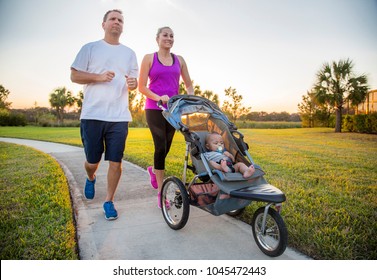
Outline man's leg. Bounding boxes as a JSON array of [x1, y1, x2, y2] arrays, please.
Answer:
[[81, 119, 104, 186], [103, 121, 128, 202], [105, 161, 122, 202], [85, 161, 99, 181]]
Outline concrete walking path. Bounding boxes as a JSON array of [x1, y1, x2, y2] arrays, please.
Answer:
[[0, 137, 310, 260]]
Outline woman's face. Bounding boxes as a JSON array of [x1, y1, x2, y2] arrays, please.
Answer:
[[157, 28, 174, 49]]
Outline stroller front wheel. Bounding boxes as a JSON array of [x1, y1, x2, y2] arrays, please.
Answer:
[[251, 206, 288, 257], [161, 176, 190, 230], [226, 207, 245, 217]]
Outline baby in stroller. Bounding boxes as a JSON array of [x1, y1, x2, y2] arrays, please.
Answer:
[[204, 132, 255, 178]]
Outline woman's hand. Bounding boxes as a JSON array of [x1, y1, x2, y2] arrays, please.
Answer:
[[159, 95, 170, 103]]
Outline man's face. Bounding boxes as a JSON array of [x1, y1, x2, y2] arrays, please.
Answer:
[[102, 11, 124, 36]]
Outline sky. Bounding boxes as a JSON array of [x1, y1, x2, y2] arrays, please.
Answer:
[[0, 0, 376, 113]]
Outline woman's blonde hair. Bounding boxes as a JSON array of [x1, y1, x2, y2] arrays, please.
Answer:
[[156, 26, 173, 37]]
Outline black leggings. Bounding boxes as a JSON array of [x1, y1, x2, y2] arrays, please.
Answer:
[[146, 109, 176, 170]]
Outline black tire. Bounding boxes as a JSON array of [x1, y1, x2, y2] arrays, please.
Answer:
[[226, 207, 245, 217], [251, 206, 288, 257], [161, 176, 190, 230]]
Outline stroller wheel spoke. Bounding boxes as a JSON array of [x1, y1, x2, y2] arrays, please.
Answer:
[[161, 177, 189, 230], [252, 207, 288, 257]]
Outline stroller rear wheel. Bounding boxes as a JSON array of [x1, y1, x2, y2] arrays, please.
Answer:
[[161, 176, 190, 230], [251, 206, 287, 257]]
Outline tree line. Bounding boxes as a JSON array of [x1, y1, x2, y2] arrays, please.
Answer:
[[1, 83, 300, 127], [1, 57, 374, 132]]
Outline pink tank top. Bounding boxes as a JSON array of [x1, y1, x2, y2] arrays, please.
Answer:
[[145, 52, 181, 110]]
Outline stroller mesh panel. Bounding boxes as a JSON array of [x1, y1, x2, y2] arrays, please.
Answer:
[[188, 181, 250, 216]]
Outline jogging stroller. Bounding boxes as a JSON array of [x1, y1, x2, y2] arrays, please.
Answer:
[[159, 95, 288, 257]]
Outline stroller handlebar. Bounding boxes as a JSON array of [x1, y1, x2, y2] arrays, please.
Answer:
[[157, 100, 165, 110]]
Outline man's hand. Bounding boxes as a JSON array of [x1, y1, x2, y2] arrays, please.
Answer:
[[126, 76, 138, 90], [99, 71, 115, 82]]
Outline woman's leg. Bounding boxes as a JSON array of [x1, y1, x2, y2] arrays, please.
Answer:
[[146, 110, 175, 191]]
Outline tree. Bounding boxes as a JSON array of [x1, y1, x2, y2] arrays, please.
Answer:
[[221, 87, 251, 123], [0, 85, 12, 109], [298, 91, 319, 127], [200, 90, 220, 106], [76, 90, 84, 114], [313, 58, 369, 132], [49, 87, 76, 124], [129, 90, 146, 126], [179, 81, 220, 105], [179, 80, 202, 95], [298, 91, 333, 128]]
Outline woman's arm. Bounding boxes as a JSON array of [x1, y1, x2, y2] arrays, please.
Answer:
[[178, 55, 194, 95], [138, 54, 169, 103]]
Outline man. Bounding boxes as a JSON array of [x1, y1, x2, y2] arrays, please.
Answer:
[[70, 9, 138, 220]]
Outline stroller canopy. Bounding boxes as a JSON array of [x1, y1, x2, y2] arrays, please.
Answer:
[[162, 95, 236, 131]]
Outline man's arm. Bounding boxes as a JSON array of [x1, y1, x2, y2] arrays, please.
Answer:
[[70, 68, 115, 84]]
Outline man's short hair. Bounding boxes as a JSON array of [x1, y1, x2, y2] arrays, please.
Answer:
[[103, 9, 122, 22]]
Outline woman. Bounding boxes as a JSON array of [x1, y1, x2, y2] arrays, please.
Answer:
[[138, 26, 194, 208]]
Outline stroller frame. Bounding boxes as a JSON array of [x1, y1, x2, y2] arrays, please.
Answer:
[[159, 95, 288, 257]]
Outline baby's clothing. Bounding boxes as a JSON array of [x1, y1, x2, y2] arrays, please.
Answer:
[[204, 151, 235, 173]]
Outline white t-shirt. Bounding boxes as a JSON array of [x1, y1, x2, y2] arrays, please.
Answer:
[[71, 40, 139, 122]]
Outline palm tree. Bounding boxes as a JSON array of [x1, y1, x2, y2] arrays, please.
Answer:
[[49, 87, 76, 124], [76, 90, 84, 114], [201, 90, 220, 105], [179, 81, 220, 105], [313, 58, 369, 132]]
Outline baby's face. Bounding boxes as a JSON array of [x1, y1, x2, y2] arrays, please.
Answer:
[[206, 134, 225, 152]]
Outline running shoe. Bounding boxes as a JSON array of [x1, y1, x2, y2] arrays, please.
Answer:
[[158, 192, 170, 210], [84, 177, 96, 199], [103, 201, 118, 220], [147, 166, 158, 189]]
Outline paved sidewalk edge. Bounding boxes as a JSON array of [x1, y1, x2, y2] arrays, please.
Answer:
[[54, 158, 99, 259]]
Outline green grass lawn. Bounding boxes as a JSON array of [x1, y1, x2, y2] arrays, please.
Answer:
[[0, 126, 376, 259], [0, 142, 78, 259]]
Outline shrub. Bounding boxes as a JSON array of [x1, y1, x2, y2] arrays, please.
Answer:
[[342, 113, 377, 134], [235, 121, 302, 129], [0, 109, 27, 126], [343, 115, 354, 132], [354, 114, 367, 133], [0, 108, 10, 126], [368, 113, 377, 132]]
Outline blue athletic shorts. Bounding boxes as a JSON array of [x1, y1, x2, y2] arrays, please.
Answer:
[[80, 120, 129, 163]]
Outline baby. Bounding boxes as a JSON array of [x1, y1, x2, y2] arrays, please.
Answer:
[[204, 132, 255, 178]]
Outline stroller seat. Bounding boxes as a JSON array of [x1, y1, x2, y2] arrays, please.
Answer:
[[189, 131, 265, 182]]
